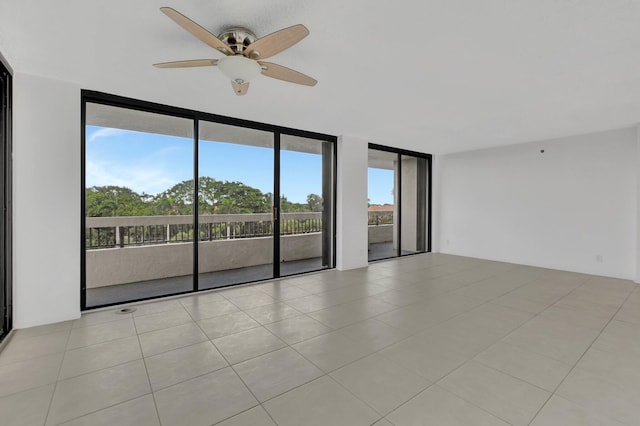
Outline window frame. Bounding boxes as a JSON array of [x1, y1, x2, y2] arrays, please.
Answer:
[[367, 143, 432, 261], [81, 90, 337, 310], [0, 56, 12, 341]]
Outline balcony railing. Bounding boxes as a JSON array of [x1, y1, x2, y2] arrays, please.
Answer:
[[85, 213, 324, 250], [368, 210, 393, 226], [86, 211, 394, 250]]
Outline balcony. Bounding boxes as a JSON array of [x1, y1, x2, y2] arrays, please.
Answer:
[[85, 212, 394, 306]]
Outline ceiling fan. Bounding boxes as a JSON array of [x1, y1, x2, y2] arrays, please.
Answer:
[[154, 7, 317, 96]]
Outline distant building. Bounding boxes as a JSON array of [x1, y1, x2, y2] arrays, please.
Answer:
[[368, 204, 394, 212]]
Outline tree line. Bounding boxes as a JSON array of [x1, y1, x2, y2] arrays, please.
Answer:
[[86, 177, 323, 217]]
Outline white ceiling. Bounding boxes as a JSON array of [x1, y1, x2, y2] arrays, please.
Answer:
[[2, 0, 640, 154]]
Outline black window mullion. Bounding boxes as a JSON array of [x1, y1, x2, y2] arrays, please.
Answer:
[[273, 132, 281, 278], [397, 153, 402, 257], [193, 119, 199, 292], [427, 156, 433, 253], [321, 142, 332, 267], [0, 60, 11, 339], [80, 91, 87, 311], [416, 157, 427, 252]]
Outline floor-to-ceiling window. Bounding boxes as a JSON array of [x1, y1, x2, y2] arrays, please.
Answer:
[[82, 91, 336, 309], [0, 57, 11, 340], [83, 102, 195, 307], [367, 144, 431, 261], [197, 121, 274, 289], [279, 134, 334, 277]]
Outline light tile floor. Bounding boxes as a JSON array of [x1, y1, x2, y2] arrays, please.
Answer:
[[1, 253, 639, 425]]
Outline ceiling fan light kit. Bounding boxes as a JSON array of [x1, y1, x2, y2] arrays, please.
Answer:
[[217, 56, 261, 84], [153, 7, 317, 96]]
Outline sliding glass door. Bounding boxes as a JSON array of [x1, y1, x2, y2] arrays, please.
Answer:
[[83, 103, 195, 308], [367, 149, 398, 261], [400, 155, 428, 255], [82, 92, 336, 309], [279, 135, 334, 276], [198, 121, 274, 289], [367, 145, 431, 261], [0, 59, 11, 339]]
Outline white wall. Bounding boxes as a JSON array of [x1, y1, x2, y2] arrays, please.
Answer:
[[336, 135, 368, 270], [636, 125, 640, 283], [13, 73, 81, 327], [439, 127, 637, 280]]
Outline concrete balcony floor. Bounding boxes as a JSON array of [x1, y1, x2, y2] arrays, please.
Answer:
[[86, 243, 408, 308], [368, 242, 419, 261], [87, 258, 325, 308]]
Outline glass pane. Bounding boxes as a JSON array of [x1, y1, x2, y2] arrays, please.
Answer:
[[400, 155, 427, 255], [280, 135, 334, 276], [85, 103, 194, 307], [198, 121, 274, 289], [368, 149, 398, 261]]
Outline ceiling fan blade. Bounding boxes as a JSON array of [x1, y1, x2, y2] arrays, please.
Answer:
[[160, 7, 233, 56], [154, 59, 218, 68], [258, 62, 317, 86], [245, 24, 309, 60], [231, 81, 250, 96]]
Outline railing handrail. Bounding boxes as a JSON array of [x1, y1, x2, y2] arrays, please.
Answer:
[[85, 212, 394, 250], [86, 212, 322, 227]]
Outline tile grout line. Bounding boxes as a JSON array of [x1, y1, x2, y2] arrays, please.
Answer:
[[132, 311, 163, 426], [467, 274, 595, 366], [42, 326, 72, 426], [8, 256, 635, 426], [385, 382, 514, 426], [48, 354, 170, 426], [0, 328, 74, 368], [527, 282, 637, 425], [43, 313, 164, 425], [394, 274, 592, 425], [187, 307, 273, 425]]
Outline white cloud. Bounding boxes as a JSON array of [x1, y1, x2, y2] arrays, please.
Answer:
[[86, 159, 184, 195], [87, 127, 125, 144]]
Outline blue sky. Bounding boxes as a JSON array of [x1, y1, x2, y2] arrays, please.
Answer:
[[368, 168, 394, 205], [86, 126, 394, 204]]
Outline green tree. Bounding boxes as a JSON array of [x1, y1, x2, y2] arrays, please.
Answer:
[[85, 186, 149, 217], [86, 178, 292, 217], [280, 194, 308, 213], [218, 197, 238, 214], [217, 180, 270, 213], [306, 193, 323, 212], [152, 180, 195, 215]]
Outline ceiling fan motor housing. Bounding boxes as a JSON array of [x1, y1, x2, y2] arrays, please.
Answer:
[[218, 27, 257, 54]]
